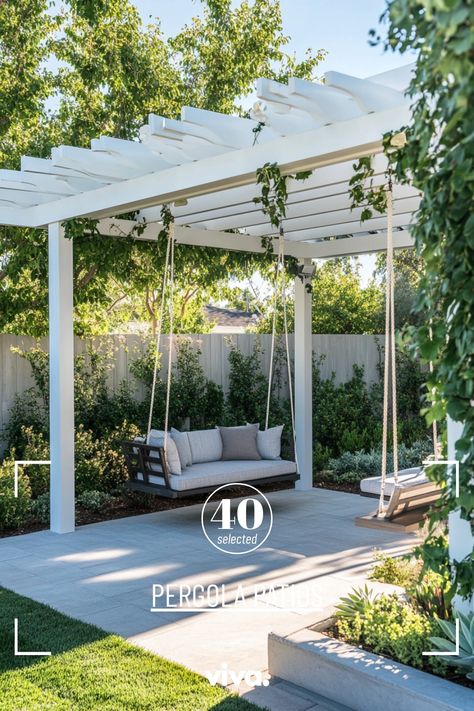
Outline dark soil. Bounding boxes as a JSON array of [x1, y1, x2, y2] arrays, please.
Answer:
[[314, 480, 360, 494], [0, 480, 294, 538]]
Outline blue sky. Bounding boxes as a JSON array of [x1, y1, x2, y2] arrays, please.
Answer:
[[135, 0, 410, 78]]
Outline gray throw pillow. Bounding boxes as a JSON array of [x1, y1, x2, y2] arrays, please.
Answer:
[[218, 424, 261, 461], [171, 427, 192, 468], [257, 425, 284, 460], [246, 423, 284, 459]]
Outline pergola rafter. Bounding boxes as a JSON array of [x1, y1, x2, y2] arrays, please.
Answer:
[[0, 66, 415, 243]]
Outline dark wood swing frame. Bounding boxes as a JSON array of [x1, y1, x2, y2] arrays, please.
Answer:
[[121, 439, 300, 499]]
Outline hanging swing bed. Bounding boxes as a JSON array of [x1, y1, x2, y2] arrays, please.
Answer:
[[355, 176, 441, 532], [121, 220, 299, 499]]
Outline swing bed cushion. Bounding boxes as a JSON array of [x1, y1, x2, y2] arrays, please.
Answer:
[[360, 467, 424, 498], [122, 426, 298, 498]]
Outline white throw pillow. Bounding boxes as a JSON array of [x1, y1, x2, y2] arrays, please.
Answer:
[[132, 435, 145, 454], [187, 429, 223, 464], [147, 429, 182, 475], [171, 428, 192, 468], [256, 425, 284, 460]]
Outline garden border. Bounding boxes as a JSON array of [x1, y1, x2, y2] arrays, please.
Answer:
[[268, 607, 474, 711]]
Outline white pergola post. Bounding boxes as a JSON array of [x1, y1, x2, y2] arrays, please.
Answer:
[[294, 261, 313, 490], [48, 222, 75, 533], [447, 416, 474, 612]]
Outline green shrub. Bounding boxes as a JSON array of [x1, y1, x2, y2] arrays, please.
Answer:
[[30, 490, 116, 523], [313, 441, 332, 472], [313, 361, 380, 461], [370, 552, 453, 620], [335, 593, 446, 675], [5, 388, 48, 454], [16, 421, 140, 498], [98, 421, 141, 493], [74, 425, 107, 493], [30, 492, 50, 524], [326, 439, 434, 483], [6, 344, 141, 453], [0, 460, 31, 530], [408, 569, 453, 620], [312, 349, 429, 468], [370, 551, 420, 587], [131, 338, 224, 430], [203, 379, 225, 427], [20, 426, 50, 497], [76, 490, 115, 511], [225, 342, 270, 426]]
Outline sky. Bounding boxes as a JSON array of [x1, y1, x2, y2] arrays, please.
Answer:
[[132, 1, 410, 287], [135, 0, 409, 79]]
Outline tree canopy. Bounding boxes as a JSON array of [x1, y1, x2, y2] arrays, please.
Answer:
[[0, 0, 325, 336], [253, 258, 384, 335]]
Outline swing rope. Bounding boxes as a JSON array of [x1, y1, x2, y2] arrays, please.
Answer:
[[377, 176, 439, 516], [265, 226, 298, 470], [378, 178, 398, 516], [163, 225, 175, 453], [146, 219, 175, 448], [264, 233, 283, 431]]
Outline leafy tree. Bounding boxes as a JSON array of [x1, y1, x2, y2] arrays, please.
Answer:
[[375, 248, 424, 327], [170, 0, 325, 114], [0, 0, 325, 336], [0, 0, 57, 167], [254, 259, 383, 334]]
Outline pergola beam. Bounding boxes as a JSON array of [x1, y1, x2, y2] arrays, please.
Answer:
[[94, 219, 414, 258]]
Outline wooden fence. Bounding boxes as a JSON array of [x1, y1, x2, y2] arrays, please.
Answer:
[[0, 333, 382, 452]]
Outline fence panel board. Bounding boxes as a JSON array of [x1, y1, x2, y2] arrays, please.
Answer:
[[0, 333, 382, 454]]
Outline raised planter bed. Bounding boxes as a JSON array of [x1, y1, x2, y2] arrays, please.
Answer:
[[268, 610, 474, 711]]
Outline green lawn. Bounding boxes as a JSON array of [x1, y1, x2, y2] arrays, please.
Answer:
[[0, 587, 260, 710]]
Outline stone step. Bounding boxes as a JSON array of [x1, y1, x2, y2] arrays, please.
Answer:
[[239, 676, 354, 711]]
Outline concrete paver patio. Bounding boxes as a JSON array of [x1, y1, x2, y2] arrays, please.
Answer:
[[0, 488, 415, 709]]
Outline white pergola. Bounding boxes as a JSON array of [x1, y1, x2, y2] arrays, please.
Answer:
[[0, 63, 430, 535]]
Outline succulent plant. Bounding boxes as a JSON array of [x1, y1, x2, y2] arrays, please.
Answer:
[[335, 584, 379, 620], [429, 611, 474, 680]]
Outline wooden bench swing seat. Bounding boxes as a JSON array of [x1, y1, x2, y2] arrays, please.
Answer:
[[355, 477, 442, 533], [121, 440, 300, 499]]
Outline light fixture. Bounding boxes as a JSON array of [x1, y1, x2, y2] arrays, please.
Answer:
[[173, 198, 188, 207], [297, 263, 316, 278], [296, 262, 316, 293]]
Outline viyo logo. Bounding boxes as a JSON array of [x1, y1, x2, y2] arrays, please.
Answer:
[[205, 662, 269, 688]]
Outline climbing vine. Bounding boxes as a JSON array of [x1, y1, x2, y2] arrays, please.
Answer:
[[348, 156, 387, 221], [159, 204, 175, 240], [361, 0, 474, 599], [253, 161, 312, 258]]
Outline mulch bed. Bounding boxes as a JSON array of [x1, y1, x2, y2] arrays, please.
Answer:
[[314, 480, 359, 494], [0, 480, 294, 538]]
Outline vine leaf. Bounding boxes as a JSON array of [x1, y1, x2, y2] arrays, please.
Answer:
[[253, 162, 312, 255], [349, 156, 387, 222]]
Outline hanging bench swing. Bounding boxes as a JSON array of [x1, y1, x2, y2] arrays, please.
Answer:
[[355, 177, 441, 532], [121, 220, 299, 498]]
